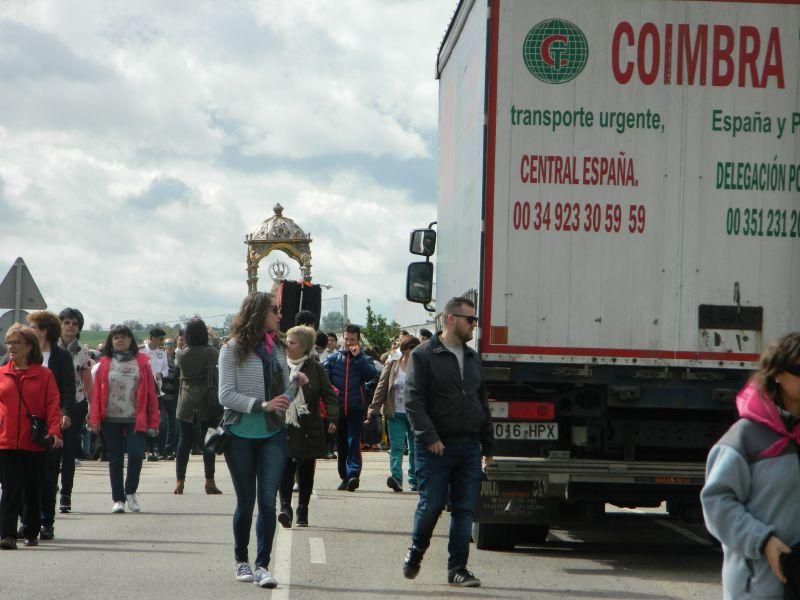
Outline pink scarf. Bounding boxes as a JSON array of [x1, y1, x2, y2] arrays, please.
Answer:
[[263, 331, 277, 355], [736, 381, 800, 458]]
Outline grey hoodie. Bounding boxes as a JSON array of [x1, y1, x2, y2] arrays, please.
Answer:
[[701, 415, 800, 599]]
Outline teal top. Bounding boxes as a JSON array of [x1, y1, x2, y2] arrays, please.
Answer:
[[230, 411, 279, 439]]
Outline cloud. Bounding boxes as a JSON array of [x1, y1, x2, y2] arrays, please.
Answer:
[[0, 0, 451, 327]]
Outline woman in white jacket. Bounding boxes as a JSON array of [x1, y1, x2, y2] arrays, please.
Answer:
[[218, 292, 303, 589]]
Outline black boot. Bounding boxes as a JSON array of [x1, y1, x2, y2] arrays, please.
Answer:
[[59, 494, 71, 514], [296, 505, 308, 527], [277, 504, 293, 529]]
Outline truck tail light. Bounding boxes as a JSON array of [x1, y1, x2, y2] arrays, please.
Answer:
[[489, 401, 555, 421]]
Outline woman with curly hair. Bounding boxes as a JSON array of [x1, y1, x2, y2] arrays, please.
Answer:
[[89, 325, 159, 513], [219, 292, 304, 589], [25, 311, 75, 541], [174, 317, 221, 495], [702, 332, 800, 598]]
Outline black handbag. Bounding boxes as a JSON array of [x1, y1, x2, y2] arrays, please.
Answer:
[[15, 379, 52, 450], [204, 421, 229, 455], [782, 545, 800, 600]]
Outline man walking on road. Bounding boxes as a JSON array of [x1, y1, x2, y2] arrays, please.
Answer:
[[402, 297, 494, 588]]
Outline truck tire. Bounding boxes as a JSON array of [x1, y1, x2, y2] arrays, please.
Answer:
[[472, 523, 516, 551]]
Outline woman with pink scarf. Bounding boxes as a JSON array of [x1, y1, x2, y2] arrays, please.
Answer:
[[702, 333, 800, 600]]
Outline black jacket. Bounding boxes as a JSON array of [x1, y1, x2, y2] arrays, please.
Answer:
[[404, 332, 494, 456], [48, 346, 76, 420]]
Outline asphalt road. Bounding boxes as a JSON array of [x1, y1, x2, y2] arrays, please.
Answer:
[[0, 452, 722, 599]]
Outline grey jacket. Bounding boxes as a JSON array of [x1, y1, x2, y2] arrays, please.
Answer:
[[218, 338, 290, 431], [701, 417, 800, 599], [175, 345, 219, 423]]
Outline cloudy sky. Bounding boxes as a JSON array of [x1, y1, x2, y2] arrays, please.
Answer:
[[0, 0, 452, 330]]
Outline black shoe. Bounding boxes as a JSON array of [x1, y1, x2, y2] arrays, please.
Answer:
[[345, 477, 360, 492], [23, 538, 38, 547], [336, 479, 348, 491], [146, 452, 160, 462], [0, 537, 17, 550], [403, 546, 424, 579], [16, 525, 24, 539], [448, 566, 481, 587], [325, 452, 336, 460], [409, 483, 419, 492], [296, 505, 308, 527], [60, 494, 71, 514], [277, 505, 293, 529], [387, 476, 402, 492], [39, 525, 54, 541]]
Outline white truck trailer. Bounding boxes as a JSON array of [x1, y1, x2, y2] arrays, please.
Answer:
[[406, 0, 800, 549]]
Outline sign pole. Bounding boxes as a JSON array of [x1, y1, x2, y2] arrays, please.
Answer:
[[14, 260, 22, 324]]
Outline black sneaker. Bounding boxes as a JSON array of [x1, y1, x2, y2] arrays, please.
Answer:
[[345, 477, 360, 492], [448, 566, 481, 587], [403, 546, 424, 579], [23, 538, 38, 547], [146, 452, 160, 462], [0, 537, 17, 550], [40, 525, 54, 540], [60, 494, 71, 513], [409, 483, 419, 492], [277, 505, 293, 529], [336, 479, 348, 491], [295, 505, 308, 527], [387, 476, 402, 492]]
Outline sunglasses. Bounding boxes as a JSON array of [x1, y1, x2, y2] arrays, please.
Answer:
[[783, 365, 800, 377], [451, 313, 479, 325]]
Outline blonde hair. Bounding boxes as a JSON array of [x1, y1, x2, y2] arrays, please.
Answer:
[[287, 326, 315, 354]]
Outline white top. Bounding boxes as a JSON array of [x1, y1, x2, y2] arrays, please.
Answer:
[[42, 351, 51, 366], [141, 345, 169, 378], [392, 367, 408, 414]]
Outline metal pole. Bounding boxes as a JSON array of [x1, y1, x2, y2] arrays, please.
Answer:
[[343, 294, 349, 329], [14, 260, 22, 324]]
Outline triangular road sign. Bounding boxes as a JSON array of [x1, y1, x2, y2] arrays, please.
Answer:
[[0, 257, 47, 310], [0, 309, 29, 339]]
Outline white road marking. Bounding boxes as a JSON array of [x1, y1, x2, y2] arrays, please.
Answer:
[[272, 526, 293, 599], [620, 507, 712, 547], [309, 537, 327, 564]]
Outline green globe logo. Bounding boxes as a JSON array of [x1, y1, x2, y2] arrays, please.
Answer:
[[523, 19, 588, 84]]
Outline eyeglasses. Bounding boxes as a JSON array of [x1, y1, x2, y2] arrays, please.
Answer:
[[451, 314, 479, 325], [164, 342, 175, 347], [783, 365, 800, 377], [5, 339, 29, 347]]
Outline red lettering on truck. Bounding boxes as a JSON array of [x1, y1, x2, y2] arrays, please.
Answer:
[[612, 22, 784, 89]]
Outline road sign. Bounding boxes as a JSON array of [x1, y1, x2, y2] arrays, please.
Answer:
[[0, 257, 46, 311], [0, 309, 29, 340]]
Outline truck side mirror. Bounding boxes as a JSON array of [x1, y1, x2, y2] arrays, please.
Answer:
[[410, 229, 436, 257], [406, 262, 433, 304]]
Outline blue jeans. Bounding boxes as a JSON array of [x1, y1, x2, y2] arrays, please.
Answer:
[[387, 414, 416, 486], [412, 440, 483, 571], [224, 430, 287, 568], [102, 422, 146, 502], [337, 410, 363, 480]]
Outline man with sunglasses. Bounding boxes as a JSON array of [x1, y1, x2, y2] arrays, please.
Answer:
[[402, 297, 494, 588]]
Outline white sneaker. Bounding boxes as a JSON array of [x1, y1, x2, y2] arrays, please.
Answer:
[[253, 567, 277, 588], [112, 501, 125, 513], [126, 493, 141, 512], [234, 562, 254, 582]]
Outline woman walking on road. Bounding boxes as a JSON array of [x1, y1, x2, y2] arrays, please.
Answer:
[[89, 325, 159, 514], [174, 317, 222, 495], [220, 292, 303, 589], [277, 325, 338, 528], [367, 336, 420, 492], [0, 325, 63, 549], [702, 332, 800, 599]]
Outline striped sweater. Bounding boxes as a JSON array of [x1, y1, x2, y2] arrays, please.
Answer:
[[218, 338, 290, 430]]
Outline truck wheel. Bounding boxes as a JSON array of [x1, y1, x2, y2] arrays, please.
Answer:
[[472, 523, 516, 551]]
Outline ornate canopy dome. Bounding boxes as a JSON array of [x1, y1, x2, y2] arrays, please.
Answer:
[[246, 203, 311, 243]]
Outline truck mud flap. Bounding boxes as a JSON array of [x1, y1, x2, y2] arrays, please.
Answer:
[[474, 479, 560, 524]]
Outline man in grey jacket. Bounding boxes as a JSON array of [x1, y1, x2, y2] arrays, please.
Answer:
[[402, 297, 494, 588]]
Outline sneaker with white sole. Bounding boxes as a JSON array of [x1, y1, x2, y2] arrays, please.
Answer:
[[253, 567, 277, 588], [448, 566, 481, 587], [234, 562, 254, 582], [126, 493, 141, 512], [112, 501, 125, 513]]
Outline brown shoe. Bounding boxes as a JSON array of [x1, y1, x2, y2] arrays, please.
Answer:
[[205, 479, 223, 495], [173, 480, 184, 495]]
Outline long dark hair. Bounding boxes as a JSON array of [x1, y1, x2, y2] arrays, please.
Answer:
[[102, 325, 139, 357], [229, 292, 276, 363], [752, 332, 800, 405], [185, 317, 209, 347]]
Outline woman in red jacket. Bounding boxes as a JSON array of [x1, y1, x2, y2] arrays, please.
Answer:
[[0, 324, 63, 550], [89, 325, 159, 514]]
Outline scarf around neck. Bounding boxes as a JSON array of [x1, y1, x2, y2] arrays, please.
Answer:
[[112, 350, 134, 362], [285, 354, 310, 428], [737, 381, 800, 458]]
